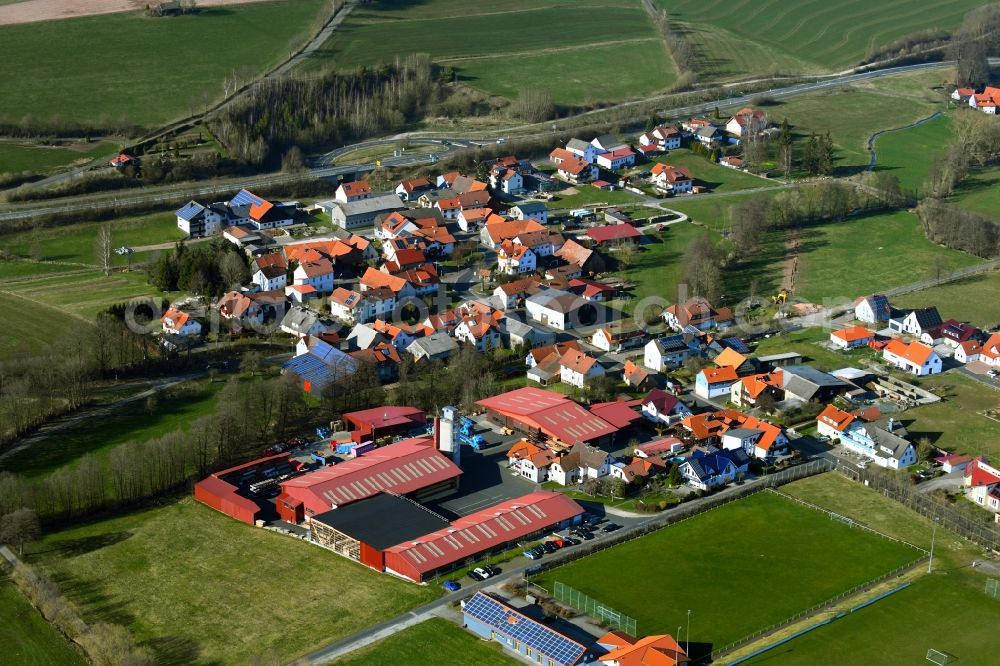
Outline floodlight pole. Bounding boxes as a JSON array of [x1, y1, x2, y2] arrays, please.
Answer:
[[928, 519, 938, 574], [686, 609, 691, 654]]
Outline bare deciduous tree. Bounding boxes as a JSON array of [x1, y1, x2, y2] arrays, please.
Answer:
[[0, 507, 41, 555], [96, 223, 113, 276]]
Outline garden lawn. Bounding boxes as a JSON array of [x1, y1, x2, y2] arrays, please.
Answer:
[[1, 211, 183, 267], [0, 572, 87, 666], [29, 498, 437, 666], [741, 572, 1000, 665], [751, 327, 876, 373], [0, 292, 82, 363], [335, 618, 516, 666], [893, 271, 1000, 329], [456, 40, 676, 107], [949, 165, 1000, 221], [546, 187, 644, 211], [0, 141, 116, 175], [0, 380, 224, 479], [615, 223, 720, 313], [871, 112, 953, 194], [903, 373, 1000, 461], [0, 0, 326, 128], [648, 149, 779, 193], [534, 491, 920, 649], [794, 210, 981, 304], [654, 0, 984, 72]]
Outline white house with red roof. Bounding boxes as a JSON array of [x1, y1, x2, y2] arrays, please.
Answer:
[[550, 147, 598, 184], [952, 87, 975, 103], [506, 439, 556, 483], [882, 339, 942, 376], [596, 147, 636, 170], [559, 348, 605, 388], [969, 86, 1000, 114], [637, 125, 682, 153], [161, 307, 201, 336], [650, 163, 694, 193], [725, 107, 768, 136], [816, 404, 863, 440], [978, 332, 1000, 367], [830, 325, 875, 350], [964, 457, 1000, 515], [394, 177, 434, 201], [293, 258, 335, 293], [640, 388, 692, 426], [682, 409, 788, 460], [335, 180, 371, 203], [497, 241, 537, 275]]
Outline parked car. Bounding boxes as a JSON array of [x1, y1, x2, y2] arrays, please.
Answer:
[[523, 547, 543, 560], [468, 568, 488, 581], [541, 541, 558, 554], [548, 537, 565, 549], [602, 523, 622, 533], [562, 537, 580, 547], [483, 565, 501, 578], [443, 580, 461, 592]]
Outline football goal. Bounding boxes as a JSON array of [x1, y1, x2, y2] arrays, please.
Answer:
[[926, 648, 949, 665]]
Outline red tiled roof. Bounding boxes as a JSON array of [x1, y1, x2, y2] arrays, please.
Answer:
[[884, 339, 935, 366], [587, 223, 641, 243], [832, 326, 875, 343], [384, 492, 582, 577], [280, 438, 460, 514], [817, 404, 855, 432]]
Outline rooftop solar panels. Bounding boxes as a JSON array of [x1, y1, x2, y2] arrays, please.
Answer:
[[464, 593, 586, 666], [230, 189, 266, 208], [176, 201, 205, 221]]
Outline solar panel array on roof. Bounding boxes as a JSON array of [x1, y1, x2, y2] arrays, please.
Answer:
[[464, 593, 586, 666], [176, 201, 205, 221], [230, 189, 266, 207]]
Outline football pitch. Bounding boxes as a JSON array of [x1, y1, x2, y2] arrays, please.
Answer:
[[534, 490, 922, 652]]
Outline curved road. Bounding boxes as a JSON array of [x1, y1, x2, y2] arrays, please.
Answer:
[[0, 58, 988, 223]]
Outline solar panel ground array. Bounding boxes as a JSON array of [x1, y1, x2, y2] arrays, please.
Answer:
[[534, 490, 922, 650]]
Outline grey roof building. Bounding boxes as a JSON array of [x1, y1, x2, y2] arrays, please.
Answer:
[[407, 331, 457, 362], [324, 194, 406, 230], [781, 365, 852, 403]]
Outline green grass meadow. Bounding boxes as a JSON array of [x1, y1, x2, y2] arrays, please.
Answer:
[[949, 165, 1000, 221], [335, 618, 516, 666], [0, 0, 327, 128], [29, 498, 437, 666], [0, 211, 182, 267], [304, 0, 669, 106], [534, 491, 921, 649], [752, 327, 877, 372], [0, 141, 116, 175], [656, 0, 987, 74], [794, 210, 980, 303], [893, 271, 1000, 328], [871, 112, 953, 194], [0, 572, 87, 666]]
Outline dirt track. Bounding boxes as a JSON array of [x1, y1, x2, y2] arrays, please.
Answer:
[[0, 0, 280, 26]]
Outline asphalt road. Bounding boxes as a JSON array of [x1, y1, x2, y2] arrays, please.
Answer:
[[2, 59, 988, 223]]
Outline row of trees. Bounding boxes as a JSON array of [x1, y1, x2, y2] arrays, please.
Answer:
[[0, 375, 307, 522], [212, 55, 441, 165], [652, 10, 698, 87], [9, 559, 153, 666], [949, 3, 1000, 89], [916, 199, 1000, 258]]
